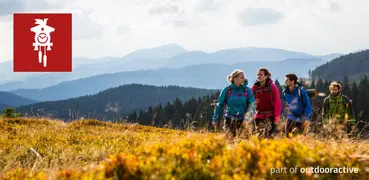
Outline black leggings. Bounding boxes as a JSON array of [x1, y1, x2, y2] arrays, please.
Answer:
[[224, 117, 243, 136]]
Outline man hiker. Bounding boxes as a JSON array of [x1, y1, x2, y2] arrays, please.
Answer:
[[251, 68, 282, 137], [212, 69, 256, 137], [321, 81, 356, 136], [282, 74, 313, 137]]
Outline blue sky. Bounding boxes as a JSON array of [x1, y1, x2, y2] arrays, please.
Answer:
[[0, 0, 368, 62]]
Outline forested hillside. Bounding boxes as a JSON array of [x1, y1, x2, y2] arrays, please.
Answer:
[[311, 49, 369, 81], [16, 84, 217, 121]]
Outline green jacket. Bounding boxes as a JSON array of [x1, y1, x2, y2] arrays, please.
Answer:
[[321, 93, 355, 124]]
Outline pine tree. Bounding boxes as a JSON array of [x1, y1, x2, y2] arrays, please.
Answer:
[[358, 75, 369, 122], [310, 78, 316, 89], [156, 103, 168, 127], [172, 98, 184, 127], [324, 80, 330, 94], [351, 81, 359, 112], [316, 77, 324, 93], [138, 110, 144, 124], [343, 76, 351, 97], [128, 110, 137, 122], [165, 102, 175, 122]]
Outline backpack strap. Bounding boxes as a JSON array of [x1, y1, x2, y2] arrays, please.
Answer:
[[225, 86, 249, 105], [298, 87, 305, 114], [269, 83, 275, 107], [225, 86, 232, 104], [243, 87, 248, 98], [222, 86, 232, 116], [283, 87, 305, 116]]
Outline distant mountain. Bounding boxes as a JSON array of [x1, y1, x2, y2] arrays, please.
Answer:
[[45, 46, 318, 73], [10, 58, 325, 102], [0, 45, 320, 91], [0, 61, 40, 84], [318, 53, 342, 61], [0, 44, 187, 91], [16, 84, 217, 120], [212, 47, 315, 62], [0, 103, 11, 111], [311, 49, 369, 81], [0, 91, 37, 111], [120, 43, 187, 60], [162, 47, 318, 69]]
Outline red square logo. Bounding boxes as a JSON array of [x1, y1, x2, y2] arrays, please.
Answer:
[[13, 13, 72, 72]]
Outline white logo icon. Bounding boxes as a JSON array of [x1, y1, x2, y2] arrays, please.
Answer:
[[30, 18, 55, 67]]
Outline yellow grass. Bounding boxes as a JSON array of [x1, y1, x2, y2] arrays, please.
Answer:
[[0, 117, 368, 179]]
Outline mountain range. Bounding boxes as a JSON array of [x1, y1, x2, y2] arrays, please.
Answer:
[[0, 44, 341, 91], [9, 57, 325, 102]]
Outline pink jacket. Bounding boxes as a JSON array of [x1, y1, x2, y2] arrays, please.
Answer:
[[251, 79, 282, 123]]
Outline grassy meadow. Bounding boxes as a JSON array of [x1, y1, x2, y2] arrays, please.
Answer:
[[0, 117, 369, 179]]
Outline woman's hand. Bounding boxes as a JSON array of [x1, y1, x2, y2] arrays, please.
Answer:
[[242, 120, 247, 127], [212, 122, 217, 130]]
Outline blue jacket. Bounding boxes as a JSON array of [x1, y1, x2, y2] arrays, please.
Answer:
[[282, 83, 313, 122], [212, 82, 256, 123]]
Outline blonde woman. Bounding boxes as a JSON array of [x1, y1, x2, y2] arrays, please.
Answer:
[[212, 69, 256, 136]]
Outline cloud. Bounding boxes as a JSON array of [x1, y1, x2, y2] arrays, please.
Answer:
[[329, 1, 340, 12], [195, 0, 222, 12], [0, 0, 61, 16], [0, 0, 23, 16], [146, 0, 191, 28], [163, 19, 189, 28], [1, 0, 369, 62], [72, 10, 103, 40], [116, 24, 131, 34], [237, 7, 284, 27], [148, 4, 180, 15]]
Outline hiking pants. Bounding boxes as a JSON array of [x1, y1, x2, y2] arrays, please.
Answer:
[[255, 116, 275, 136], [224, 117, 243, 136], [285, 119, 304, 136]]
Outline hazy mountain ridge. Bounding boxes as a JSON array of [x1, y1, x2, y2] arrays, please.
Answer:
[[0, 44, 335, 91], [10, 57, 325, 102]]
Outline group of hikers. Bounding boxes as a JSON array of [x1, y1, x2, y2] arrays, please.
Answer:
[[212, 68, 356, 138]]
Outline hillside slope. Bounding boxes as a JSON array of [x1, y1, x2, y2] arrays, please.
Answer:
[[311, 49, 369, 81], [0, 91, 37, 109], [15, 84, 217, 120]]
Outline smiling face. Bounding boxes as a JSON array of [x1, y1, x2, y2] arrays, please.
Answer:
[[330, 86, 340, 96], [329, 82, 342, 96], [285, 77, 293, 87], [257, 70, 268, 83], [233, 72, 245, 86]]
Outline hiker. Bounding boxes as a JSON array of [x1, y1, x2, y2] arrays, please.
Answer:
[[212, 69, 256, 137], [321, 81, 356, 135], [251, 68, 282, 137], [282, 74, 313, 137]]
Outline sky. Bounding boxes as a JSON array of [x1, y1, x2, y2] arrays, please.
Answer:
[[0, 0, 368, 62]]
